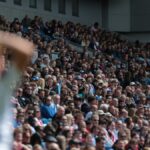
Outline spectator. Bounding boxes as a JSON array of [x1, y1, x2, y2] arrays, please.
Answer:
[[40, 96, 57, 119]]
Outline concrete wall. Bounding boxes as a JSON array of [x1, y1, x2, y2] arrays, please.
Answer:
[[101, 0, 109, 29], [108, 0, 131, 32], [76, 0, 102, 25], [1, 0, 150, 42], [0, 0, 102, 26], [120, 32, 150, 43], [131, 0, 150, 32]]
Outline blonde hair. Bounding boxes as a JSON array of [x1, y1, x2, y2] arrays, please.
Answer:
[[66, 114, 74, 126], [37, 78, 45, 89], [22, 123, 32, 135]]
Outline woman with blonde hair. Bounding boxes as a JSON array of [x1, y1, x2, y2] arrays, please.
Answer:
[[66, 114, 74, 126], [66, 113, 78, 130], [22, 123, 33, 146]]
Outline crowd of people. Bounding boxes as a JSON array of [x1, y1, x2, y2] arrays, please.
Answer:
[[0, 15, 150, 150]]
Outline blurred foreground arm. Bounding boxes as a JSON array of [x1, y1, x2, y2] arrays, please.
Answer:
[[0, 31, 34, 71], [0, 31, 34, 150]]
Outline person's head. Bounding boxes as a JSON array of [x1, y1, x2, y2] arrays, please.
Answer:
[[90, 104, 98, 112], [27, 109, 34, 118], [45, 75, 53, 87], [67, 74, 73, 82], [119, 94, 126, 106], [108, 121, 116, 131], [16, 113, 25, 124], [116, 120, 123, 131], [139, 93, 147, 104], [73, 130, 82, 141], [128, 107, 136, 117], [75, 112, 84, 124], [119, 109, 128, 118], [30, 81, 37, 91], [96, 137, 105, 150], [67, 101, 75, 110], [13, 127, 23, 142], [91, 114, 99, 125], [112, 98, 118, 107], [61, 116, 68, 126], [85, 133, 94, 146], [69, 139, 82, 149], [45, 136, 60, 150], [82, 145, 96, 150], [66, 114, 74, 126], [88, 95, 97, 106], [22, 123, 32, 144], [38, 89, 45, 99], [45, 96, 52, 105], [34, 108, 41, 119], [99, 104, 109, 113], [74, 94, 82, 107], [33, 144, 43, 150], [46, 142, 60, 150], [22, 123, 32, 133], [70, 148, 80, 150], [118, 131, 127, 141], [57, 106, 65, 117], [128, 139, 138, 149], [136, 105, 145, 115], [137, 118, 143, 128], [139, 136, 145, 147], [113, 139, 125, 150], [16, 88, 23, 97], [25, 86, 33, 95], [53, 94, 61, 105], [17, 107, 25, 114], [131, 132, 140, 143], [78, 120, 87, 133], [91, 125, 101, 136]]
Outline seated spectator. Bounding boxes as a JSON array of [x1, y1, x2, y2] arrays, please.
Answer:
[[40, 96, 57, 120]]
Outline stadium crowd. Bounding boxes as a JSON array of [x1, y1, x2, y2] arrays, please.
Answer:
[[0, 15, 150, 150]]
